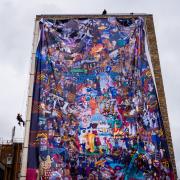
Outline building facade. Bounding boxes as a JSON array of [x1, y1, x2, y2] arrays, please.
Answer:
[[0, 141, 23, 180], [21, 14, 177, 179]]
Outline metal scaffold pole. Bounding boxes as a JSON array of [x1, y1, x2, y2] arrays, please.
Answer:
[[20, 19, 39, 180]]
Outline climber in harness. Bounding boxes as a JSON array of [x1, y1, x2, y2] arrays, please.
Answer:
[[16, 113, 25, 127]]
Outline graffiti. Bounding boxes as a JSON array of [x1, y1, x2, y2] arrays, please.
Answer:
[[27, 17, 174, 179]]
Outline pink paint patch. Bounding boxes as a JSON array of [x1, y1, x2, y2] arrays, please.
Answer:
[[26, 168, 37, 180]]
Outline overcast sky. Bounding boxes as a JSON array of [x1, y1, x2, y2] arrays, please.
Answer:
[[0, 0, 179, 177]]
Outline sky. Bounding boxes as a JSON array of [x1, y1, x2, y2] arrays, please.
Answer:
[[0, 0, 179, 177]]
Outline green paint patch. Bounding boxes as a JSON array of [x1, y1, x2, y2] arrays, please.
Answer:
[[71, 68, 87, 73]]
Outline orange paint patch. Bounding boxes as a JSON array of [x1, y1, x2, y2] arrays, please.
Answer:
[[91, 44, 104, 54], [98, 25, 107, 30]]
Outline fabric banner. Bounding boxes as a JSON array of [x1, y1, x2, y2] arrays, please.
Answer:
[[27, 17, 174, 179]]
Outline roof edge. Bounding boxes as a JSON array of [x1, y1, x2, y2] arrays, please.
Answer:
[[36, 13, 153, 20]]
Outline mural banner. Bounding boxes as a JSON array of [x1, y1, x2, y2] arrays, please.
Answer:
[[27, 17, 175, 179]]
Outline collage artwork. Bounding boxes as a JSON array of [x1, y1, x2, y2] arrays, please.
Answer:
[[27, 17, 175, 179]]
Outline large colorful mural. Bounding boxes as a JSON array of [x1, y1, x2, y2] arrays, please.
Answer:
[[27, 17, 175, 179]]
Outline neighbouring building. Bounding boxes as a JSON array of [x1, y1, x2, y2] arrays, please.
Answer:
[[0, 140, 23, 180]]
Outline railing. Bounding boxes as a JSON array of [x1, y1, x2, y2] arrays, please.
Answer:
[[13, 138, 24, 143], [0, 138, 24, 145]]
